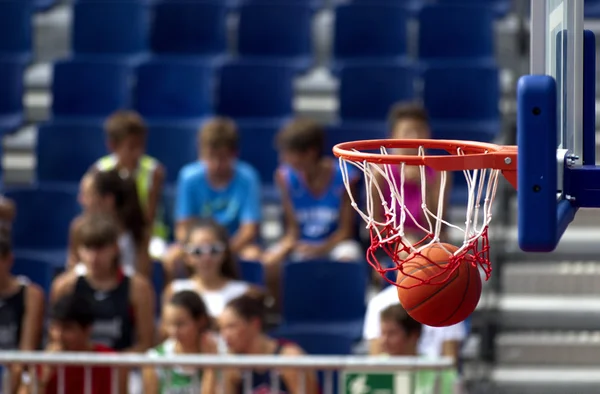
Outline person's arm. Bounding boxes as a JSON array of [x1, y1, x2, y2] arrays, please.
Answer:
[[174, 171, 200, 243], [280, 344, 319, 394], [147, 164, 166, 227], [222, 369, 240, 394], [135, 229, 152, 278], [66, 216, 83, 270], [230, 169, 262, 253], [0, 196, 15, 223], [158, 283, 175, 342], [199, 334, 218, 394], [363, 295, 386, 355], [142, 366, 159, 394], [426, 170, 452, 241], [126, 275, 156, 353], [10, 284, 45, 394], [49, 273, 75, 305]]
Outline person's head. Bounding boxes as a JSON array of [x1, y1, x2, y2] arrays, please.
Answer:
[[379, 304, 422, 356], [199, 117, 239, 180], [164, 290, 211, 348], [388, 102, 431, 141], [75, 213, 120, 277], [276, 118, 325, 173], [104, 110, 148, 169], [50, 293, 95, 351], [184, 219, 238, 281], [0, 237, 13, 278], [219, 292, 267, 354], [78, 170, 146, 246]]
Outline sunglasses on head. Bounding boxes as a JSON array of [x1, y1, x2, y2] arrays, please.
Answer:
[[186, 243, 226, 256]]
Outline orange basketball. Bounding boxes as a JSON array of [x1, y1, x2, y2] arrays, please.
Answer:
[[395, 243, 481, 327]]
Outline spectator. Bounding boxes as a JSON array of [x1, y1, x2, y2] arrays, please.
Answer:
[[175, 117, 262, 261], [93, 110, 167, 244], [144, 290, 217, 394], [52, 213, 155, 353], [0, 237, 44, 394], [378, 304, 457, 394], [220, 294, 319, 394], [162, 220, 255, 322], [373, 102, 452, 242], [27, 293, 127, 394], [363, 284, 466, 360], [263, 118, 362, 303], [0, 196, 15, 237], [70, 170, 150, 277]]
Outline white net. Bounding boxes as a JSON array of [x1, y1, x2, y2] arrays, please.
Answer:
[[338, 145, 501, 270]]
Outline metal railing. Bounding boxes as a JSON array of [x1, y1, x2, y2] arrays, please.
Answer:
[[0, 352, 455, 394]]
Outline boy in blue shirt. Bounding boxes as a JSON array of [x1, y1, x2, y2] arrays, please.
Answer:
[[174, 117, 262, 262]]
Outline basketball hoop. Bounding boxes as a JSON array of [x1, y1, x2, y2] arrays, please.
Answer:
[[333, 139, 517, 289]]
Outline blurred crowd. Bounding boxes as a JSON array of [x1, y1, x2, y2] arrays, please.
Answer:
[[0, 101, 468, 394]]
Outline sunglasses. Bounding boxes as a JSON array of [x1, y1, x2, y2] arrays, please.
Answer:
[[185, 243, 226, 256]]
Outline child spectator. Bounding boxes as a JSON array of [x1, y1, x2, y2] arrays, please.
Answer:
[[52, 213, 155, 353], [373, 102, 452, 242], [0, 237, 44, 393], [27, 293, 127, 394], [94, 110, 167, 243], [175, 117, 262, 261], [144, 290, 217, 394], [363, 284, 466, 361], [162, 220, 255, 321], [220, 294, 319, 394], [377, 304, 457, 394], [70, 170, 150, 277]]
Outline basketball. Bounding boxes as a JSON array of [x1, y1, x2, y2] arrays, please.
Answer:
[[395, 243, 482, 327]]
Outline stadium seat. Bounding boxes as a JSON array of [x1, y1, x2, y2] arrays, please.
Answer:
[[11, 256, 58, 296], [134, 58, 214, 123], [333, 3, 409, 70], [33, 0, 58, 12], [237, 3, 313, 70], [5, 184, 80, 251], [326, 122, 388, 152], [36, 122, 105, 183], [216, 62, 295, 120], [0, 60, 25, 136], [72, 1, 149, 63], [237, 121, 282, 184], [275, 332, 354, 355], [239, 260, 264, 286], [280, 260, 367, 340], [146, 124, 198, 184], [338, 62, 416, 122], [150, 1, 227, 59], [52, 59, 132, 121], [586, 0, 600, 18], [436, 0, 512, 18], [418, 4, 495, 64], [0, 1, 33, 63], [423, 65, 500, 142]]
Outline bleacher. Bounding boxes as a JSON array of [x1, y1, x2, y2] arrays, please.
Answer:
[[5, 0, 600, 393]]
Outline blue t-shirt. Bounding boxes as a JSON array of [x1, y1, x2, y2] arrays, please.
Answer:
[[280, 161, 358, 242], [175, 161, 261, 236]]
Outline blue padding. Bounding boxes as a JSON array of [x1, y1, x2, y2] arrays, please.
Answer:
[[72, 1, 149, 59], [150, 1, 227, 57], [36, 121, 105, 183], [134, 58, 214, 121], [0, 1, 33, 63], [216, 62, 295, 119], [338, 62, 416, 121], [52, 59, 132, 120]]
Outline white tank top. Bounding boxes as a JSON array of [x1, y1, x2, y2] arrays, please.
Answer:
[[170, 279, 250, 318]]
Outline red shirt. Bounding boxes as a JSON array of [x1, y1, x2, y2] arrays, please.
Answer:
[[43, 344, 116, 394]]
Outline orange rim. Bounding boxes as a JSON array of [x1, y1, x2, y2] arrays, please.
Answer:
[[333, 139, 518, 188]]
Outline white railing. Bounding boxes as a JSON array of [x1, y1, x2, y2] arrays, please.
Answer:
[[0, 352, 456, 394]]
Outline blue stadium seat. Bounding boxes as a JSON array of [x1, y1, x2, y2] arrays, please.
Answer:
[[418, 4, 495, 64], [333, 3, 409, 69], [5, 184, 80, 251], [52, 59, 132, 121], [237, 3, 313, 70], [0, 1, 33, 63], [0, 60, 25, 136], [436, 0, 511, 18], [146, 124, 198, 184], [326, 122, 388, 152], [36, 122, 105, 183], [280, 260, 367, 340], [134, 58, 214, 123], [11, 256, 58, 296], [338, 62, 416, 122], [423, 65, 500, 141], [150, 1, 227, 59], [33, 0, 58, 12], [586, 0, 600, 18], [239, 260, 264, 286], [274, 332, 354, 355], [237, 121, 282, 184], [72, 1, 149, 63], [216, 62, 295, 120]]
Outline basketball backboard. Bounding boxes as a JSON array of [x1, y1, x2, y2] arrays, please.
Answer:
[[518, 0, 596, 252]]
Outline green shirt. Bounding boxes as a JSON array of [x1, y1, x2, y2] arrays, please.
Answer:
[[148, 339, 204, 394]]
